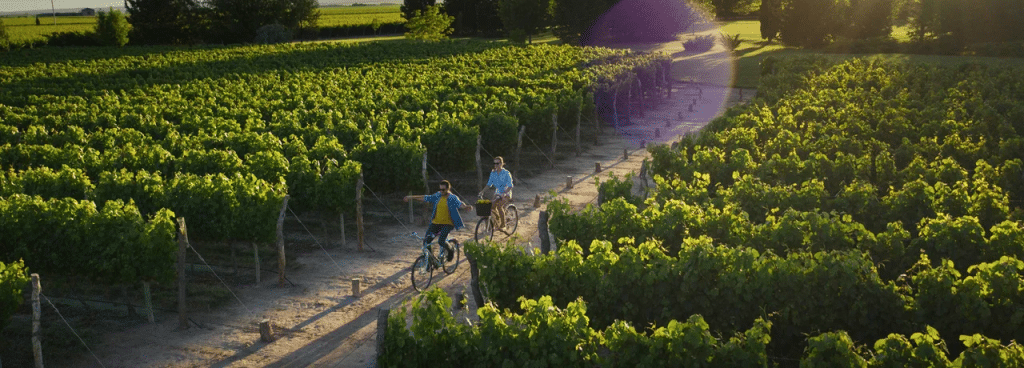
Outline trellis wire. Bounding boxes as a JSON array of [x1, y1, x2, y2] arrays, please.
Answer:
[[41, 294, 107, 368], [187, 246, 256, 317]]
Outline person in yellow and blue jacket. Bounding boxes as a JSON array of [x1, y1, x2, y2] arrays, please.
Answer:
[[404, 180, 471, 261]]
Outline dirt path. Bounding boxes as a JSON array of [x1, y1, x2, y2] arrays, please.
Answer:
[[63, 75, 754, 367]]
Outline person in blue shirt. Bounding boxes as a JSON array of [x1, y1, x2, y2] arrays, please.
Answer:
[[404, 180, 471, 262], [480, 156, 513, 227]]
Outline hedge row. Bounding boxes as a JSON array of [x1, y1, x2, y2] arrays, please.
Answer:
[[381, 288, 1024, 367], [468, 239, 1024, 361]]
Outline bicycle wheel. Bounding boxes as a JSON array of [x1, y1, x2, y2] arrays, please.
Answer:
[[475, 217, 494, 242], [442, 239, 461, 274], [410, 255, 433, 291], [503, 205, 519, 235]]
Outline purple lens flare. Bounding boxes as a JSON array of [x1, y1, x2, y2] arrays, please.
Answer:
[[586, 0, 737, 147]]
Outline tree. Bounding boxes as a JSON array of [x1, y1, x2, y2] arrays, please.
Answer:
[[401, 0, 438, 21], [497, 0, 551, 43], [207, 0, 320, 43], [125, 0, 205, 44], [778, 0, 850, 47], [710, 0, 761, 17], [0, 19, 9, 51], [371, 17, 383, 35], [550, 0, 614, 45], [442, 0, 503, 37], [847, 0, 894, 39], [276, 0, 320, 39], [404, 5, 454, 41], [759, 0, 783, 42], [96, 8, 131, 46], [588, 0, 705, 44]]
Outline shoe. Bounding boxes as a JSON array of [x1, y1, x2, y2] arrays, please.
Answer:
[[444, 242, 454, 262]]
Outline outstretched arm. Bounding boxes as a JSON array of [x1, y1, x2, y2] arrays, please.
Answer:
[[403, 195, 425, 202]]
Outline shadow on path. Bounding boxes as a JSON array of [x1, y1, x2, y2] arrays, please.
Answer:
[[208, 266, 415, 368]]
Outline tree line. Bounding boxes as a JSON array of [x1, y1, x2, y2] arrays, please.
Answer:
[[409, 0, 1022, 51], [124, 0, 319, 45], [759, 0, 1024, 50], [401, 0, 717, 45]]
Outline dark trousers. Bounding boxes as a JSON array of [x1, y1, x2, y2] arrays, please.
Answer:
[[424, 223, 454, 250]]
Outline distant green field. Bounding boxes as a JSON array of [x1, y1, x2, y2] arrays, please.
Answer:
[[1, 5, 402, 44], [718, 20, 1024, 88], [319, 5, 403, 27], [1, 15, 97, 42]]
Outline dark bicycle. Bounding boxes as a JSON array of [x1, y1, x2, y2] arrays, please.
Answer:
[[406, 232, 461, 291]]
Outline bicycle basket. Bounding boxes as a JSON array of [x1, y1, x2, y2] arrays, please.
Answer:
[[475, 202, 492, 217]]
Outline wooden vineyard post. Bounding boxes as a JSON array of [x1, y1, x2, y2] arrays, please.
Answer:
[[627, 78, 633, 119], [467, 254, 485, 308], [539, 211, 551, 254], [636, 77, 645, 117], [375, 308, 390, 361], [639, 159, 650, 194], [260, 319, 274, 342], [253, 243, 260, 284], [177, 218, 189, 331], [143, 281, 155, 323], [230, 243, 238, 275], [664, 61, 671, 99], [594, 92, 602, 135], [476, 135, 483, 190], [576, 99, 582, 157], [421, 151, 428, 196], [32, 273, 42, 368], [356, 173, 365, 251], [408, 191, 414, 225], [612, 89, 619, 131], [552, 109, 560, 155], [277, 196, 289, 287], [514, 126, 525, 179], [340, 213, 347, 248]]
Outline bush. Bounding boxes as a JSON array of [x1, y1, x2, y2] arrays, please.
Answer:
[[847, 0, 894, 39], [0, 19, 10, 51], [779, 0, 847, 47], [404, 5, 454, 41], [96, 8, 131, 47], [350, 137, 425, 192], [964, 42, 1024, 58], [823, 36, 901, 54], [508, 29, 527, 44], [683, 34, 716, 52], [254, 23, 292, 44], [420, 119, 477, 172], [721, 32, 742, 51], [0, 260, 29, 331], [317, 22, 405, 38], [476, 113, 519, 159], [45, 31, 100, 47]]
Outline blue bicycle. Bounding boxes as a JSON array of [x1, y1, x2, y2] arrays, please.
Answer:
[[406, 232, 461, 292]]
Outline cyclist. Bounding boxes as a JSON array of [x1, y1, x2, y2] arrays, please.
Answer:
[[480, 156, 513, 227], [404, 180, 471, 262]]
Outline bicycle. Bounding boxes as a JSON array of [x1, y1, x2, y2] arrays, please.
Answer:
[[405, 232, 461, 292], [474, 196, 519, 242]]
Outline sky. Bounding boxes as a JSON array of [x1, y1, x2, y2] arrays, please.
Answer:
[[0, 0, 396, 14]]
